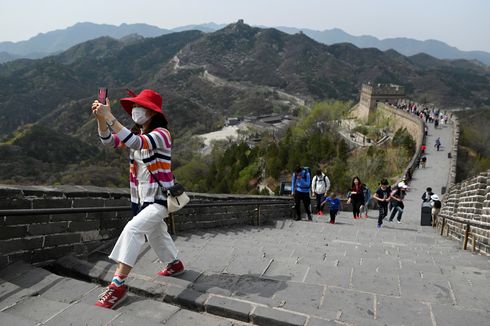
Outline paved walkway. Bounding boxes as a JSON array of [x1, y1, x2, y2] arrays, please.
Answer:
[[1, 120, 489, 325]]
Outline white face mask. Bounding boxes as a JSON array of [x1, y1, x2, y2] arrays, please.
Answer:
[[132, 107, 151, 125]]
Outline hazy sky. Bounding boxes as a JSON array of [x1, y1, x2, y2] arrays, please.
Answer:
[[1, 0, 489, 52]]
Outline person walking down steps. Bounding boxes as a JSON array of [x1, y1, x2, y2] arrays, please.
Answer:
[[311, 169, 330, 215]]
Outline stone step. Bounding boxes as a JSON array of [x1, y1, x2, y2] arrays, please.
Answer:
[[51, 255, 315, 325], [0, 261, 253, 325]]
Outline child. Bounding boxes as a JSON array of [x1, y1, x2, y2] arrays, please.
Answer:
[[360, 184, 371, 219], [373, 179, 391, 229], [431, 194, 442, 226], [321, 192, 341, 224]]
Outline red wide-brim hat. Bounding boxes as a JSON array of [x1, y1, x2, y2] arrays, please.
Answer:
[[120, 89, 165, 119]]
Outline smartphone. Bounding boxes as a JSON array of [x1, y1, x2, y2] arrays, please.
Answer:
[[98, 87, 108, 104]]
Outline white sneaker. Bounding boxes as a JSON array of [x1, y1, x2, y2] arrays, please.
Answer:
[[397, 220, 402, 224]]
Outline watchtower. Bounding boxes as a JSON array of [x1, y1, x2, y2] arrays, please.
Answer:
[[358, 82, 405, 120]]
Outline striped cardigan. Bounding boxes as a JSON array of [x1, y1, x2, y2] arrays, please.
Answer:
[[99, 126, 174, 204]]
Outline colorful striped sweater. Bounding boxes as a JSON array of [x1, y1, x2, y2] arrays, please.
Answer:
[[99, 126, 174, 204]]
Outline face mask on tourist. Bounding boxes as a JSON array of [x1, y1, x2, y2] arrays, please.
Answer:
[[132, 107, 150, 125]]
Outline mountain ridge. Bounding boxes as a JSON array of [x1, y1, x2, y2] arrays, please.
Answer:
[[0, 22, 489, 186], [1, 22, 490, 65]]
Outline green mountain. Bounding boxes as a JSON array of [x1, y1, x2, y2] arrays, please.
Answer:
[[0, 22, 489, 186]]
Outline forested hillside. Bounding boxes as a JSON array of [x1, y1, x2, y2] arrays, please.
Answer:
[[0, 21, 487, 188]]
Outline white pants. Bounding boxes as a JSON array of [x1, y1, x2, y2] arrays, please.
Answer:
[[109, 203, 178, 268]]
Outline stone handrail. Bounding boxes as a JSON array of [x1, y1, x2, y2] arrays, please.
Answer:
[[0, 184, 292, 267]]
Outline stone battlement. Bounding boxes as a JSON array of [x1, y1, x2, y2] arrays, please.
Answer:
[[0, 184, 291, 267], [440, 169, 490, 254]]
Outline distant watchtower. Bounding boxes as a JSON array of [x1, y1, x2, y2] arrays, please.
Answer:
[[357, 82, 405, 120]]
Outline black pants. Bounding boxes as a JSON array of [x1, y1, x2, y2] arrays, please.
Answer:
[[294, 192, 311, 220], [315, 193, 324, 213], [352, 200, 362, 217], [329, 209, 338, 222], [378, 203, 389, 225]]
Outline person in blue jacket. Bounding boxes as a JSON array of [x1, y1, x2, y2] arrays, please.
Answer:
[[321, 192, 341, 224], [291, 166, 312, 221]]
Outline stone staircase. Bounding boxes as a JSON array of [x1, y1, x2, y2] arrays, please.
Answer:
[[0, 261, 250, 325]]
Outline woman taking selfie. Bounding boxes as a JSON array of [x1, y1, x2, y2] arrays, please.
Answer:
[[91, 89, 184, 309]]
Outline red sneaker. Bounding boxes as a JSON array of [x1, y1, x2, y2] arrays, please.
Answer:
[[95, 284, 128, 309], [157, 260, 185, 277]]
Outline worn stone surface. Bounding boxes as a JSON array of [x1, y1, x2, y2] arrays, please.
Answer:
[[205, 295, 252, 321], [1, 117, 490, 325]]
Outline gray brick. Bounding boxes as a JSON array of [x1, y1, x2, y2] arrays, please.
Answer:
[[50, 212, 87, 222], [31, 199, 71, 209], [5, 267, 64, 295], [0, 311, 37, 326], [103, 198, 131, 207], [113, 296, 179, 323], [6, 252, 33, 265], [0, 237, 44, 254], [128, 278, 167, 297], [100, 218, 127, 230], [165, 309, 233, 326], [250, 306, 306, 326], [106, 314, 163, 326], [44, 234, 81, 247], [4, 215, 50, 226], [164, 285, 208, 311], [205, 295, 252, 322], [0, 198, 31, 210], [72, 198, 105, 208], [68, 220, 100, 232], [31, 245, 76, 263], [42, 301, 118, 325], [0, 225, 28, 240], [0, 255, 8, 267], [41, 278, 98, 304], [28, 222, 68, 235]]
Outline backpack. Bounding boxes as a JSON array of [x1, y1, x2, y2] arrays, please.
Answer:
[[315, 175, 325, 186], [303, 167, 312, 186]]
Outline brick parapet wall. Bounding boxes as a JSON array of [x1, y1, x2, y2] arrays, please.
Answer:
[[376, 103, 425, 183], [0, 184, 292, 267], [440, 170, 490, 255], [446, 115, 459, 189]]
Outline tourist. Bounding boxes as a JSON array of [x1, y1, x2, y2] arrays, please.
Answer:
[[388, 182, 408, 223], [420, 155, 427, 168], [91, 89, 184, 309], [321, 192, 341, 224], [435, 137, 442, 151], [360, 184, 371, 218], [431, 194, 442, 226], [311, 169, 330, 215], [421, 187, 434, 202], [291, 166, 312, 221], [347, 176, 365, 219], [373, 178, 392, 229]]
